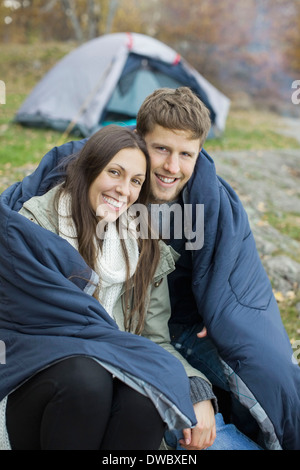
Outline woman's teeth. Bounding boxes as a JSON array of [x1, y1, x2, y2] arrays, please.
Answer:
[[103, 196, 124, 208]]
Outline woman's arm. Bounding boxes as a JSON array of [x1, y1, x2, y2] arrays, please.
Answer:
[[142, 276, 212, 384]]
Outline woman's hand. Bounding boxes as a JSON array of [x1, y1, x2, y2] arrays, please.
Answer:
[[197, 326, 207, 338], [179, 400, 216, 450]]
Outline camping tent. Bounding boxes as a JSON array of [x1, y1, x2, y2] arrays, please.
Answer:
[[15, 32, 230, 138]]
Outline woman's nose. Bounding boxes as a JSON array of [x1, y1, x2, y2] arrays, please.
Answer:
[[116, 181, 130, 197]]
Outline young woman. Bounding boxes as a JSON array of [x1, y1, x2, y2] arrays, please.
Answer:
[[0, 125, 214, 450]]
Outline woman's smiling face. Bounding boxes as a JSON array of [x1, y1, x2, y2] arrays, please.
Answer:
[[88, 147, 146, 222]]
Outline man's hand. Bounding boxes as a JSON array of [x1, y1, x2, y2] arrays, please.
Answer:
[[197, 326, 207, 338], [179, 400, 216, 450]]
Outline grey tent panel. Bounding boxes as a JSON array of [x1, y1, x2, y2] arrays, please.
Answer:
[[15, 32, 230, 137], [106, 69, 184, 117]]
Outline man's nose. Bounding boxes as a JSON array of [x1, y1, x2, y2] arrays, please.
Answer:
[[163, 154, 180, 174]]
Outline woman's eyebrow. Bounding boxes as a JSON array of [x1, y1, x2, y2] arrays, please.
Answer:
[[113, 163, 145, 177]]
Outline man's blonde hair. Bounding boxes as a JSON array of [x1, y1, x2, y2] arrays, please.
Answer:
[[136, 87, 211, 147]]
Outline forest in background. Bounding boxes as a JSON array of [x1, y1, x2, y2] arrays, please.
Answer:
[[1, 0, 300, 115]]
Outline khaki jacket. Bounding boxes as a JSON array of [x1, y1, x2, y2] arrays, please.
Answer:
[[19, 186, 209, 384]]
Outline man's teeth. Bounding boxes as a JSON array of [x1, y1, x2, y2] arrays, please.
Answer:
[[103, 196, 123, 208], [157, 175, 177, 183]]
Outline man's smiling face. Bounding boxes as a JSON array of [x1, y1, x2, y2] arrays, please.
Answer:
[[143, 125, 201, 203]]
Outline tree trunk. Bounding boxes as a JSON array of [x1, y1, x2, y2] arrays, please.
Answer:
[[60, 0, 84, 42], [105, 0, 119, 34]]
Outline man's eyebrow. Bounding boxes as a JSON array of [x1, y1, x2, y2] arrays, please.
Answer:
[[150, 141, 170, 149], [151, 143, 197, 155]]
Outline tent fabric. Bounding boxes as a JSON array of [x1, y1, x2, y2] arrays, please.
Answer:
[[14, 32, 230, 137]]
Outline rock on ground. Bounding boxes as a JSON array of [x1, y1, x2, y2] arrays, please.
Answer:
[[213, 148, 300, 294]]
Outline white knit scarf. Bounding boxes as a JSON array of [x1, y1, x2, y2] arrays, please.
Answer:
[[58, 192, 139, 318]]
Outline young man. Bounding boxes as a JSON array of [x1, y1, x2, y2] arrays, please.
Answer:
[[10, 87, 299, 450], [135, 87, 300, 450]]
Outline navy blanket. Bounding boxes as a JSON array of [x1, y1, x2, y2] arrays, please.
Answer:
[[0, 152, 196, 430]]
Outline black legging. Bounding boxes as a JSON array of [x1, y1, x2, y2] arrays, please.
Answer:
[[6, 356, 165, 450]]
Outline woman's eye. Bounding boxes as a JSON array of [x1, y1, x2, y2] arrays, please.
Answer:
[[109, 169, 119, 176], [132, 178, 142, 186]]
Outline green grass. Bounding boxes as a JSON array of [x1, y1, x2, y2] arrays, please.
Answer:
[[278, 291, 300, 342], [1, 97, 299, 169], [207, 108, 300, 152], [0, 42, 78, 168], [1, 42, 299, 172], [263, 211, 300, 243], [1, 96, 62, 167]]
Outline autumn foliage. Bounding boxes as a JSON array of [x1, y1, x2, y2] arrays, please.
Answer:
[[1, 0, 299, 108]]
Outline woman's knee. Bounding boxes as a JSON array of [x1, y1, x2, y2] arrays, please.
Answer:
[[50, 356, 113, 404], [7, 356, 114, 449], [114, 380, 164, 426]]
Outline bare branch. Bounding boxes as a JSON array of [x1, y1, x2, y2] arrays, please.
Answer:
[[60, 0, 84, 42], [105, 0, 119, 34]]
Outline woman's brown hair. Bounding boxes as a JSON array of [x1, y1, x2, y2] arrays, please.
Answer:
[[59, 125, 161, 335]]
